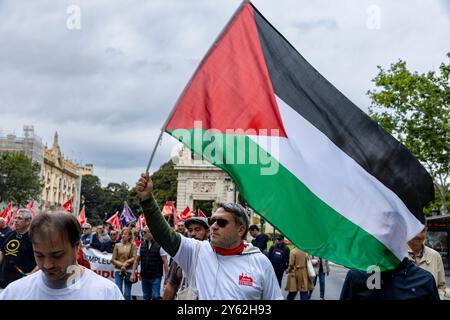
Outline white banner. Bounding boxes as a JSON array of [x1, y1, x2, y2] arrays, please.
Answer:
[[81, 247, 143, 297]]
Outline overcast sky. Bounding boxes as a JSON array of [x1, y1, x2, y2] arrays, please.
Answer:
[[1, 0, 449, 187]]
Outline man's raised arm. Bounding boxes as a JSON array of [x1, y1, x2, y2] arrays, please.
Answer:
[[136, 172, 181, 257]]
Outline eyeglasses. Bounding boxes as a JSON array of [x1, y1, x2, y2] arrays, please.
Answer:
[[82, 228, 90, 230], [208, 217, 229, 228]]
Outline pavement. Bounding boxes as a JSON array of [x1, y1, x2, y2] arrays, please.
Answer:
[[281, 264, 348, 300]]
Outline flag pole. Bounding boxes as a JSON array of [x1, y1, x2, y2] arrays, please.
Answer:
[[144, 0, 250, 173]]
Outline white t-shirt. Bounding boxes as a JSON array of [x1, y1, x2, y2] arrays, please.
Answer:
[[0, 267, 124, 300], [137, 241, 168, 257], [174, 236, 283, 300]]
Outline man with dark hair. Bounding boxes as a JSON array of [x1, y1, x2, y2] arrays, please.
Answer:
[[163, 216, 210, 300], [249, 224, 269, 254], [136, 173, 282, 300], [0, 212, 124, 300], [0, 209, 38, 289]]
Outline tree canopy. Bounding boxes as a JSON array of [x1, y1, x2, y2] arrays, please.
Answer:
[[368, 53, 449, 215], [0, 152, 43, 207]]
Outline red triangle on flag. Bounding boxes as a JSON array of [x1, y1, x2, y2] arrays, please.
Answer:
[[164, 3, 286, 138]]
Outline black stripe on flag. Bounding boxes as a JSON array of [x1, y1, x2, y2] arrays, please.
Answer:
[[252, 4, 434, 223]]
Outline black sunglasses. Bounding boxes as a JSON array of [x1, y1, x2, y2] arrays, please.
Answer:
[[208, 217, 229, 228]]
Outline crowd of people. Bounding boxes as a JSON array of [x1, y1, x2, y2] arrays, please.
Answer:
[[0, 172, 446, 300]]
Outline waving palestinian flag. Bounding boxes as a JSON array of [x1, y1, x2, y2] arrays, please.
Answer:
[[162, 1, 434, 271]]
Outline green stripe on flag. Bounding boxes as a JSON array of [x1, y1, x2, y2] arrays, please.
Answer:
[[167, 128, 400, 271]]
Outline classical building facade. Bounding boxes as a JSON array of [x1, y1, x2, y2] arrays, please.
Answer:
[[174, 146, 274, 233], [174, 146, 237, 215], [41, 132, 81, 212]]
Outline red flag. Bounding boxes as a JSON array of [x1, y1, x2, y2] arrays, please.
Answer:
[[106, 211, 121, 231], [0, 203, 13, 218], [162, 201, 176, 217], [8, 207, 20, 227], [136, 214, 147, 232], [179, 206, 195, 220], [78, 206, 87, 226], [63, 198, 73, 213], [197, 209, 207, 218], [27, 201, 36, 218], [1, 204, 14, 227], [172, 209, 179, 231]]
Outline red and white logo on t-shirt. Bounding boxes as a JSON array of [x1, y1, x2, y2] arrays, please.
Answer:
[[238, 273, 253, 287]]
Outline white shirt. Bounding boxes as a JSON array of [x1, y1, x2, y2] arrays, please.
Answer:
[[137, 241, 168, 257], [0, 267, 124, 300], [174, 236, 283, 300]]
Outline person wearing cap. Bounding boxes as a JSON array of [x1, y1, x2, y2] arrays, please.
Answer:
[[0, 211, 124, 300], [163, 216, 210, 300], [136, 173, 282, 300], [268, 234, 290, 287], [0, 209, 39, 289]]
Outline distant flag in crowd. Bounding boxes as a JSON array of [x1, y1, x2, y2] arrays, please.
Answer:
[[178, 206, 195, 221], [63, 198, 73, 213], [162, 201, 176, 217], [27, 201, 36, 218], [119, 201, 136, 228], [78, 205, 87, 226], [197, 209, 207, 218], [107, 211, 121, 231], [0, 203, 13, 219], [136, 214, 147, 232], [136, 214, 147, 240], [161, 2, 434, 271], [1, 203, 15, 227]]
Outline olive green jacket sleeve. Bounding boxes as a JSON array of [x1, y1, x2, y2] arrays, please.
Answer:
[[140, 196, 181, 257]]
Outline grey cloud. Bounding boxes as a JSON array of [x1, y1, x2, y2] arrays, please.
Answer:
[[293, 19, 338, 32]]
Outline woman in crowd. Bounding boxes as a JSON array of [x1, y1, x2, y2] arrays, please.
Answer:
[[285, 246, 315, 300], [112, 227, 137, 300]]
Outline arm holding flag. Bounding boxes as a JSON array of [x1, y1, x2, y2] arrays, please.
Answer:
[[136, 173, 181, 257]]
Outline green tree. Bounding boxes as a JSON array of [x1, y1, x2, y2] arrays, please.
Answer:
[[151, 160, 178, 209], [103, 182, 131, 218], [80, 175, 104, 225], [127, 187, 142, 216], [0, 152, 43, 207], [368, 54, 450, 215]]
